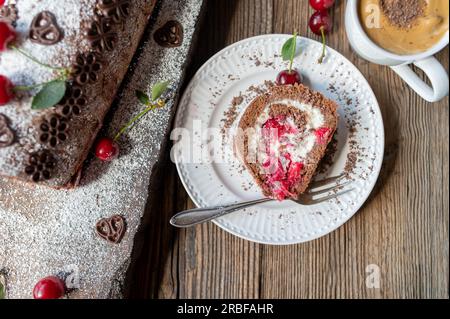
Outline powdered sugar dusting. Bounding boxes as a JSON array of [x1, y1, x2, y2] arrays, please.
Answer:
[[0, 0, 154, 186], [0, 0, 205, 299], [0, 0, 93, 179]]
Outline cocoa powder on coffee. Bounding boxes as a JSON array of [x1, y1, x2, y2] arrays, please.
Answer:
[[380, 0, 425, 28]]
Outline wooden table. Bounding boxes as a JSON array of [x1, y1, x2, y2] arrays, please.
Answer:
[[128, 0, 449, 299]]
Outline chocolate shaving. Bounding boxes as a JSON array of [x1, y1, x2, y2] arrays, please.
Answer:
[[71, 52, 103, 86], [24, 150, 57, 182], [0, 4, 19, 27], [344, 151, 358, 177], [0, 114, 14, 148], [85, 15, 117, 53], [29, 11, 64, 45], [97, 0, 131, 24], [95, 215, 126, 244], [154, 20, 184, 48], [38, 114, 69, 148]]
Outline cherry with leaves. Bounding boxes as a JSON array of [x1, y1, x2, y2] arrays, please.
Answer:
[[0, 21, 70, 109], [277, 32, 303, 86], [95, 81, 170, 162]]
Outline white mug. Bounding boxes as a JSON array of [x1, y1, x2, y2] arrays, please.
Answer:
[[345, 0, 449, 103]]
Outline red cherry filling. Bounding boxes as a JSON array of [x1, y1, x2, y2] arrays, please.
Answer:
[[0, 21, 16, 52], [288, 161, 304, 182], [315, 127, 332, 144], [261, 116, 304, 200], [263, 116, 291, 138]]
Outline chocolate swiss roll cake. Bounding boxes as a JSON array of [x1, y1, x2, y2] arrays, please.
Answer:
[[235, 83, 338, 200], [0, 0, 156, 188]]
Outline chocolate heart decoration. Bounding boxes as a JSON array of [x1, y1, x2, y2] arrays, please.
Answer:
[[29, 11, 64, 45], [95, 215, 126, 244], [0, 114, 14, 148], [154, 20, 183, 48]]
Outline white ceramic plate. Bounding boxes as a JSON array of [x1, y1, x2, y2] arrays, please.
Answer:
[[173, 34, 384, 245]]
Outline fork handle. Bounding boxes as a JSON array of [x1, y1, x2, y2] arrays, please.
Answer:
[[170, 198, 273, 228]]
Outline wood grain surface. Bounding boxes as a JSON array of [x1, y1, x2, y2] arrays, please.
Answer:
[[127, 0, 449, 299]]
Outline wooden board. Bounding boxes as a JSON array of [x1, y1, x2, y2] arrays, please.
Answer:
[[128, 0, 449, 299]]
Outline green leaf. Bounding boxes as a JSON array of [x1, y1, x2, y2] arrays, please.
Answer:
[[0, 281, 4, 299], [31, 80, 66, 110], [151, 81, 170, 101], [281, 32, 298, 61], [136, 90, 150, 105]]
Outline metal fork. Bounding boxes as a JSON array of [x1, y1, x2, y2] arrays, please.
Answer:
[[170, 174, 353, 228]]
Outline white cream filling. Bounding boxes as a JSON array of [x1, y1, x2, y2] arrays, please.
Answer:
[[253, 99, 325, 164], [273, 99, 324, 129]]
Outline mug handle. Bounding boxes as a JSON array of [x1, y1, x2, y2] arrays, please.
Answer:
[[390, 56, 449, 103]]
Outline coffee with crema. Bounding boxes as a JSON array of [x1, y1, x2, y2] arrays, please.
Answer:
[[359, 0, 449, 55]]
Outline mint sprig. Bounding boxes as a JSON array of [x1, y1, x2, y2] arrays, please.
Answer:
[[114, 81, 170, 141], [281, 32, 298, 74]]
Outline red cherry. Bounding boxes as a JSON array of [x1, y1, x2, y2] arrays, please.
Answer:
[[0, 0, 5, 7], [276, 69, 302, 86], [0, 75, 14, 106], [33, 276, 66, 299], [95, 137, 119, 161], [0, 21, 16, 52], [309, 0, 335, 11], [309, 10, 332, 35]]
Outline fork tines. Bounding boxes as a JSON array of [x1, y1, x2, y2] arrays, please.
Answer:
[[298, 174, 354, 205]]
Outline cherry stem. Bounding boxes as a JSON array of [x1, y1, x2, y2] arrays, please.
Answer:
[[114, 101, 164, 141], [318, 27, 326, 64], [288, 32, 298, 73], [12, 75, 69, 92], [13, 83, 45, 91], [9, 45, 68, 73]]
